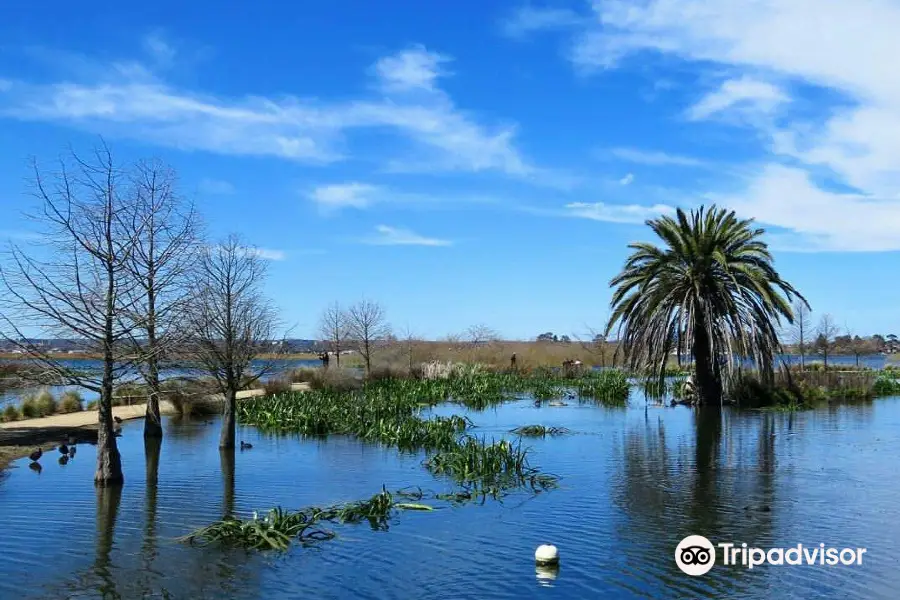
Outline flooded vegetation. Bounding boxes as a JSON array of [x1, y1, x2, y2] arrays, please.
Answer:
[[2, 387, 900, 597]]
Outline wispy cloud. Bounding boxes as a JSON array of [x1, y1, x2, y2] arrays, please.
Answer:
[[309, 182, 379, 211], [500, 6, 585, 38], [363, 225, 452, 247], [143, 32, 176, 66], [198, 178, 235, 195], [608, 147, 707, 168], [687, 76, 789, 122], [563, 201, 674, 224], [619, 173, 635, 185], [0, 45, 537, 178], [533, 0, 900, 251], [373, 45, 451, 92], [253, 248, 287, 261]]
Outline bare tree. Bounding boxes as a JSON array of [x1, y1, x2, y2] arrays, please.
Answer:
[[400, 323, 419, 374], [0, 146, 145, 486], [790, 300, 812, 370], [466, 323, 500, 345], [575, 324, 609, 367], [125, 160, 200, 438], [816, 313, 839, 369], [186, 235, 278, 449], [346, 299, 390, 375], [317, 301, 348, 368]]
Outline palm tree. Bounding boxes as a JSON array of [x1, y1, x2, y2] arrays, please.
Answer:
[[607, 205, 806, 405]]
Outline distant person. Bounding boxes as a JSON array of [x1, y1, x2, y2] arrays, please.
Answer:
[[510, 353, 517, 371], [319, 352, 330, 368]]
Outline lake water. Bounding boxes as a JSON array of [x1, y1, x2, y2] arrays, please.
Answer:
[[0, 358, 322, 409], [1, 389, 899, 598]]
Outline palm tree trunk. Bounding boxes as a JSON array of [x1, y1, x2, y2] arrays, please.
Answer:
[[692, 318, 722, 406]]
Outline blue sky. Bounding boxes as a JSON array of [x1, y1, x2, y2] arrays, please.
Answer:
[[0, 0, 898, 340]]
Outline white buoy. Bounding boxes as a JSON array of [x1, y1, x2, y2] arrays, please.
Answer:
[[535, 544, 559, 566]]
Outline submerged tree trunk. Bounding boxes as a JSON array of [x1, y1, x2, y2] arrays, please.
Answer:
[[219, 387, 237, 449], [95, 377, 124, 486], [692, 316, 722, 407], [144, 284, 163, 438]]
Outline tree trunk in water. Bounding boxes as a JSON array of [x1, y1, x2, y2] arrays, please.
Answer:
[[219, 387, 237, 449], [95, 380, 124, 486], [144, 391, 163, 438], [692, 319, 722, 407], [221, 447, 236, 517], [144, 303, 163, 438]]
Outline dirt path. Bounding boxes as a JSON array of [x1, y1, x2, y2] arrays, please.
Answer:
[[0, 383, 309, 469]]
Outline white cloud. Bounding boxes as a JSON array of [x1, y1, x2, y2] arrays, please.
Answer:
[[0, 79, 11, 92], [143, 32, 176, 65], [501, 7, 585, 38], [541, 0, 900, 250], [309, 183, 379, 211], [198, 178, 235, 195], [374, 46, 450, 92], [363, 225, 452, 247], [564, 201, 674, 224], [0, 46, 533, 177], [619, 173, 635, 185], [687, 76, 789, 121], [609, 147, 706, 167], [253, 248, 287, 261], [718, 164, 900, 252]]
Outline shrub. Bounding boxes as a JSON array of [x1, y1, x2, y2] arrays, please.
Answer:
[[2, 404, 20, 422], [289, 367, 361, 392], [20, 394, 40, 418], [86, 400, 98, 410], [35, 389, 57, 416], [59, 390, 84, 413], [262, 378, 292, 396]]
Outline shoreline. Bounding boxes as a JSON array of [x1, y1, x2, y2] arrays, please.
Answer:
[[0, 383, 309, 470]]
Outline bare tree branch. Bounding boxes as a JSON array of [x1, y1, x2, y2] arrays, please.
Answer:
[[184, 235, 278, 449], [346, 299, 390, 375]]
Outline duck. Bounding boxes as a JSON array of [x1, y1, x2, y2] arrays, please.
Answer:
[[28, 448, 42, 462], [68, 446, 77, 458], [58, 444, 69, 455], [533, 399, 542, 408], [240, 441, 253, 450], [113, 416, 123, 424]]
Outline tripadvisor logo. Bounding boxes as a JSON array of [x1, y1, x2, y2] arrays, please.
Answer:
[[674, 535, 868, 576]]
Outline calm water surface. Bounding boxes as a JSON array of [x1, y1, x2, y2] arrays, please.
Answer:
[[1, 392, 899, 599]]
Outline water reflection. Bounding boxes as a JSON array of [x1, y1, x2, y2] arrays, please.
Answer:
[[221, 448, 235, 518], [94, 485, 123, 599], [142, 437, 161, 574], [535, 565, 560, 587], [2, 399, 900, 598]]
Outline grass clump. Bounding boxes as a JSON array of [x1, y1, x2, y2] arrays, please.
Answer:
[[86, 400, 98, 410], [58, 390, 83, 413], [180, 488, 436, 551], [511, 425, 570, 437], [1, 404, 20, 422], [35, 389, 57, 416]]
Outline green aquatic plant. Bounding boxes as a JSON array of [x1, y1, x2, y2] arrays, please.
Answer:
[[181, 488, 436, 551], [510, 425, 570, 437]]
